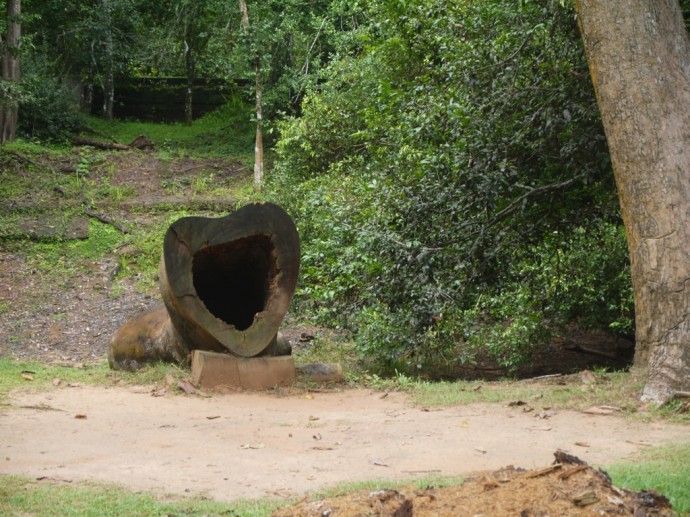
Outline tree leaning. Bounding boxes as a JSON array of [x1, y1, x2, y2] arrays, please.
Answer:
[[574, 0, 690, 404]]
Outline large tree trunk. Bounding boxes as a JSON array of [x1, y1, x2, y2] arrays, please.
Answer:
[[575, 0, 690, 404], [0, 0, 20, 143]]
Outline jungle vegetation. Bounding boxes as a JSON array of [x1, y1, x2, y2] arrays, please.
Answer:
[[7, 0, 686, 378]]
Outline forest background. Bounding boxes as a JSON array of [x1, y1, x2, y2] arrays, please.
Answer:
[[4, 0, 688, 377]]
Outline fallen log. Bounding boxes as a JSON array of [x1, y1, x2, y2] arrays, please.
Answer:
[[69, 134, 131, 150], [109, 203, 300, 370], [69, 134, 154, 151]]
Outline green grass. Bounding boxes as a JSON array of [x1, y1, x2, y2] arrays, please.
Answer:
[[1, 102, 258, 293], [607, 443, 690, 514], [116, 208, 204, 291], [0, 146, 76, 204], [0, 476, 287, 517], [312, 474, 465, 501], [0, 139, 72, 155], [0, 359, 190, 406], [292, 332, 361, 378], [84, 98, 254, 159], [0, 219, 124, 288], [406, 370, 642, 410]]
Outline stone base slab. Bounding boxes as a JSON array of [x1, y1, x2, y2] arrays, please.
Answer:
[[191, 350, 295, 390]]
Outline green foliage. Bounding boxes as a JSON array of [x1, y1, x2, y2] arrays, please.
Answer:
[[269, 0, 631, 373], [231, 0, 337, 120], [0, 475, 287, 517], [16, 58, 84, 142], [607, 444, 690, 514]]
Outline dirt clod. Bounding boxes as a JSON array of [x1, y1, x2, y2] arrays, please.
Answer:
[[272, 454, 675, 516]]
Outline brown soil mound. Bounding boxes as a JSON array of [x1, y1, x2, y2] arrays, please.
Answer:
[[272, 452, 674, 517]]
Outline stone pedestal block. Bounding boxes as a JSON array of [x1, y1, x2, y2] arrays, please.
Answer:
[[191, 350, 295, 390]]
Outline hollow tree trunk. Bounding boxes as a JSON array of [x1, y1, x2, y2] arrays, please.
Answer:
[[0, 0, 20, 143], [109, 203, 300, 370], [575, 0, 690, 403]]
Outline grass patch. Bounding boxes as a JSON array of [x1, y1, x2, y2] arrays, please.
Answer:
[[0, 475, 287, 517], [84, 98, 253, 159], [312, 474, 465, 501], [0, 359, 109, 405], [345, 367, 687, 423], [291, 335, 688, 423], [116, 208, 200, 291], [405, 369, 644, 410], [0, 359, 192, 406], [607, 443, 690, 514], [0, 220, 124, 287], [0, 145, 77, 205], [292, 334, 358, 372]]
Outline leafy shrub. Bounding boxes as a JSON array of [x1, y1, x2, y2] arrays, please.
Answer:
[[269, 0, 632, 374], [18, 57, 84, 142]]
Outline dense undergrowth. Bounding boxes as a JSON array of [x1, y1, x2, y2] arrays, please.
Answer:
[[267, 0, 633, 375]]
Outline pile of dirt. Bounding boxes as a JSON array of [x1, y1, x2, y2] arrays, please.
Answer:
[[272, 452, 674, 517]]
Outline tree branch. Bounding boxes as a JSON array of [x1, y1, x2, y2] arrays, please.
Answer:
[[467, 175, 585, 259], [84, 208, 132, 234], [489, 175, 584, 229]]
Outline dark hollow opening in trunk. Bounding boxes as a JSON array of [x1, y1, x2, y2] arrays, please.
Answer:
[[192, 235, 278, 331]]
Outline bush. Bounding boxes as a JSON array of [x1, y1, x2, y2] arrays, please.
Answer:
[[18, 58, 84, 142], [269, 0, 632, 374]]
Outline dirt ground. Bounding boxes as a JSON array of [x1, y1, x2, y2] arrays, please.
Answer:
[[1, 385, 686, 514], [0, 149, 687, 514]]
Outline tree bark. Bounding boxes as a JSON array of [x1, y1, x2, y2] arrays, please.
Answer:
[[237, 0, 264, 191], [238, 0, 249, 34], [575, 0, 690, 404], [0, 0, 21, 143], [184, 38, 194, 125], [82, 65, 94, 113], [254, 57, 264, 191], [101, 0, 114, 120]]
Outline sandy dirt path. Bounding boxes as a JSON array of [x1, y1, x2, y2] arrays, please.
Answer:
[[1, 385, 688, 502]]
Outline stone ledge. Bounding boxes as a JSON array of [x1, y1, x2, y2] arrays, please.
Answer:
[[191, 350, 295, 390]]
